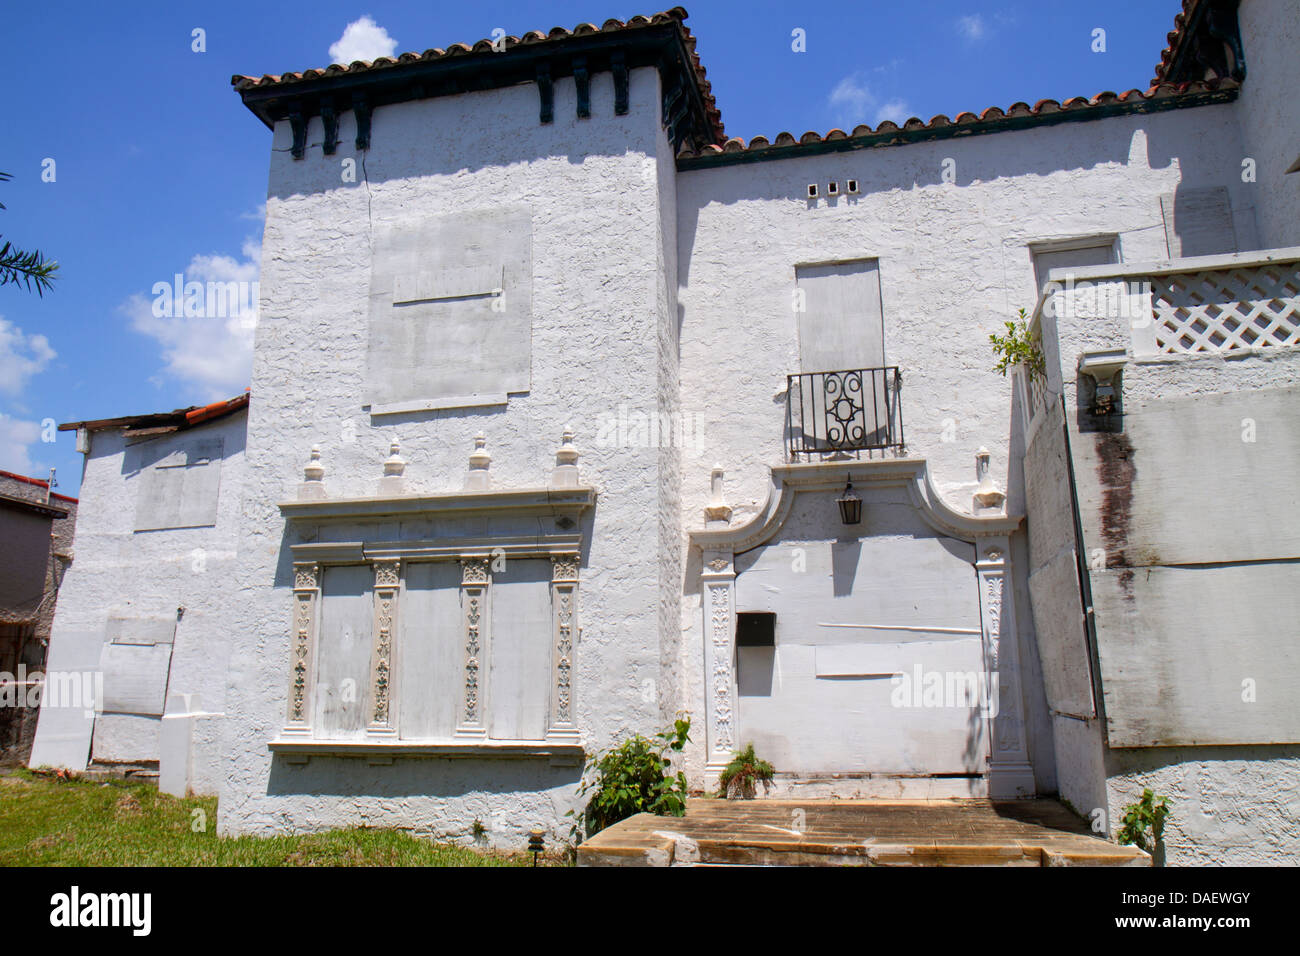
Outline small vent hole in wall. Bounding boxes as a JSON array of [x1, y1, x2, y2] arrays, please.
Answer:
[[827, 180, 839, 196], [807, 183, 818, 198], [846, 179, 859, 194]]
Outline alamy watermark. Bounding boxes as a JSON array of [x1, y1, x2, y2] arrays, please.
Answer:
[[890, 665, 1000, 717], [151, 274, 259, 325], [594, 405, 707, 450], [0, 667, 102, 717]]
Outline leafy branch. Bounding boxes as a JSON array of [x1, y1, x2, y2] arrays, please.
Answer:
[[1117, 788, 1170, 855], [989, 307, 1044, 383], [0, 172, 59, 296], [569, 716, 691, 840]]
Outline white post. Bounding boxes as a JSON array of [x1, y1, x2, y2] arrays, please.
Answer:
[[701, 548, 737, 790], [976, 538, 1035, 798]]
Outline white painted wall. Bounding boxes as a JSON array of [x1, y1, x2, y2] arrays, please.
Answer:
[[218, 66, 681, 846], [1236, 0, 1300, 249], [29, 412, 246, 792], [675, 102, 1250, 793]]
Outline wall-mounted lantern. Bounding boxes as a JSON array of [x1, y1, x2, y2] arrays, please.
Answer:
[[836, 474, 862, 525], [1078, 348, 1128, 417]]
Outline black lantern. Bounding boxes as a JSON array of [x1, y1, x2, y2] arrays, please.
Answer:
[[836, 474, 862, 525]]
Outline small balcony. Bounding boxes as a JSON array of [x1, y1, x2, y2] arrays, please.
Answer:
[[785, 366, 905, 462]]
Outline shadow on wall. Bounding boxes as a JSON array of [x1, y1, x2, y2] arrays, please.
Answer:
[[267, 755, 581, 800]]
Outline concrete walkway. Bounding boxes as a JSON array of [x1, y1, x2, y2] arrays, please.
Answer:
[[577, 798, 1151, 866]]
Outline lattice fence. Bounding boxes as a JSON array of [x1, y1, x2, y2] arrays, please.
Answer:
[[1150, 263, 1300, 354]]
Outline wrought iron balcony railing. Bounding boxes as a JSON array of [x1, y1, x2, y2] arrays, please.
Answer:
[[785, 366, 904, 462]]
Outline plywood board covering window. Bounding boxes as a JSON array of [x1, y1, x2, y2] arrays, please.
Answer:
[[366, 207, 533, 411], [131, 437, 223, 531]]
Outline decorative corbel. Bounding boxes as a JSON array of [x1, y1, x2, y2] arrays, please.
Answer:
[[612, 50, 629, 115], [352, 92, 372, 150], [320, 102, 340, 155], [573, 57, 591, 119], [287, 105, 307, 160], [536, 62, 554, 124]]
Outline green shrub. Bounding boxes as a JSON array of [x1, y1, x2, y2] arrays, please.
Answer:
[[717, 743, 775, 799], [571, 717, 691, 838], [1117, 788, 1170, 855], [989, 308, 1046, 383]]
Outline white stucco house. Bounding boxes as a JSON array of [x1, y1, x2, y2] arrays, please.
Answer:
[[33, 1, 1300, 864]]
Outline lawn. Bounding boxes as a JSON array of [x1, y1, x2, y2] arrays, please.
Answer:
[[0, 770, 558, 866]]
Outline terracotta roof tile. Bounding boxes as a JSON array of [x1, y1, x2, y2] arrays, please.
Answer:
[[1152, 0, 1198, 85], [676, 77, 1238, 164], [232, 6, 725, 144]]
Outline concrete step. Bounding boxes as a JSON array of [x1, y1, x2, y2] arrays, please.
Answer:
[[577, 797, 1150, 867]]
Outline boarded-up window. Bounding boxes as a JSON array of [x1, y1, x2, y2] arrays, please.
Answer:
[[98, 616, 176, 716], [366, 207, 532, 413], [314, 566, 372, 739], [398, 562, 463, 740], [487, 560, 552, 742], [132, 437, 223, 531], [1031, 237, 1119, 293], [794, 259, 886, 374]]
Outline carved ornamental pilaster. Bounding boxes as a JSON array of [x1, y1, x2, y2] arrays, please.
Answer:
[[284, 563, 320, 735], [977, 540, 1035, 798], [456, 557, 491, 739], [701, 549, 737, 784], [547, 554, 581, 743], [368, 559, 401, 737]]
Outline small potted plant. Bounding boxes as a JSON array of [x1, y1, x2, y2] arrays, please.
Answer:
[[717, 743, 775, 799]]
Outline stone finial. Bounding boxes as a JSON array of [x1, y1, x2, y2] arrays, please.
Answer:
[[704, 463, 732, 525], [465, 433, 492, 490], [551, 426, 580, 488], [973, 446, 1006, 514], [298, 445, 327, 500], [380, 438, 406, 495]]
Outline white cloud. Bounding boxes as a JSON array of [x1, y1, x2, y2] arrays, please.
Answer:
[[828, 74, 912, 129], [956, 14, 987, 41], [328, 15, 398, 65], [123, 238, 261, 402], [0, 317, 56, 399], [875, 99, 914, 126], [0, 413, 42, 475], [829, 75, 874, 122]]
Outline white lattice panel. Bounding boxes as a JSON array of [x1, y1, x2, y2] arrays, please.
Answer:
[[1151, 264, 1300, 354]]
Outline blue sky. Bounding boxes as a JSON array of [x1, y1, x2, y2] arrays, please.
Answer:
[[1, 0, 1181, 493]]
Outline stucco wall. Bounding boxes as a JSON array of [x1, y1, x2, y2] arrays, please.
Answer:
[[1236, 0, 1300, 249], [218, 66, 681, 844], [28, 413, 245, 786], [674, 101, 1250, 794], [1106, 745, 1300, 866]]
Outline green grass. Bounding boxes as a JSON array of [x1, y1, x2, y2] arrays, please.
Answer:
[[0, 770, 558, 866]]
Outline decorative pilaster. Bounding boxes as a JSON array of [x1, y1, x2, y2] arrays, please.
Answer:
[[368, 559, 400, 737], [547, 554, 581, 743], [976, 539, 1035, 798], [456, 557, 491, 739], [284, 563, 320, 736], [701, 549, 737, 787]]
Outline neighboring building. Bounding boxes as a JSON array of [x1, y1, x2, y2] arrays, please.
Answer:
[[32, 0, 1300, 863], [28, 394, 247, 795], [0, 471, 76, 765]]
